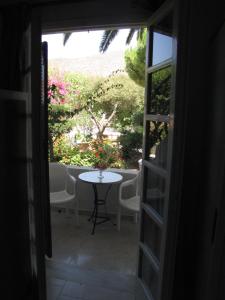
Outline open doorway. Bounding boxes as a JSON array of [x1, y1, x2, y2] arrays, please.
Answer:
[[40, 2, 177, 299], [43, 28, 145, 300]]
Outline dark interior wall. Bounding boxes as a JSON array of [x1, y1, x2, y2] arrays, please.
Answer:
[[0, 12, 2, 37], [197, 3, 225, 299], [41, 0, 151, 33], [0, 5, 30, 90], [0, 5, 36, 300], [0, 96, 32, 300], [0, 0, 157, 32], [173, 1, 225, 300]]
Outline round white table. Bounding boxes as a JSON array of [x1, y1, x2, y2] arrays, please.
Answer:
[[78, 170, 123, 234]]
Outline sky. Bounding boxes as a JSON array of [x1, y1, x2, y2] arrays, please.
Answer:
[[42, 28, 173, 71], [42, 29, 137, 59]]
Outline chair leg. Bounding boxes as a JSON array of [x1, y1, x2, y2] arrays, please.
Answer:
[[117, 205, 121, 231]]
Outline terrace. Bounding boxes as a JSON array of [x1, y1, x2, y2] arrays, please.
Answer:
[[46, 166, 140, 300]]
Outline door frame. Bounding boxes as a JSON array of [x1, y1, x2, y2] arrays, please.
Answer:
[[34, 1, 192, 300], [30, 7, 48, 300], [160, 0, 191, 299]]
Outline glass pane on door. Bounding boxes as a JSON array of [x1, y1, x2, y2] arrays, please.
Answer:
[[145, 121, 169, 169], [140, 250, 160, 300], [152, 32, 173, 65], [143, 167, 166, 218], [142, 210, 162, 260], [147, 66, 172, 115], [152, 12, 173, 66]]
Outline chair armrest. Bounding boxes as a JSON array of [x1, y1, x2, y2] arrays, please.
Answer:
[[120, 177, 137, 189], [66, 174, 77, 195], [119, 176, 137, 200]]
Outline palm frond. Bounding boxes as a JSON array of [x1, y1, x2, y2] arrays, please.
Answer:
[[137, 27, 145, 40], [126, 28, 136, 45], [99, 30, 119, 53], [63, 32, 72, 46]]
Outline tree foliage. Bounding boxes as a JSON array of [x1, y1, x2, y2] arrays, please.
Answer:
[[48, 70, 144, 150], [86, 72, 144, 139], [124, 29, 146, 87], [48, 59, 171, 168], [48, 76, 83, 161]]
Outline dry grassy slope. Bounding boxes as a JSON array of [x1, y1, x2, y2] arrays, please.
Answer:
[[49, 50, 126, 77]]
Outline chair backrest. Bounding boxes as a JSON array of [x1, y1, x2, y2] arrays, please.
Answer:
[[120, 170, 142, 200], [49, 162, 67, 192]]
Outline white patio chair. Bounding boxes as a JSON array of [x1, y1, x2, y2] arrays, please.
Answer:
[[117, 171, 141, 231], [49, 162, 79, 226]]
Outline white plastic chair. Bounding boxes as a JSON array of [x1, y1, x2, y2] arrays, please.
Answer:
[[49, 162, 79, 225], [117, 171, 141, 231]]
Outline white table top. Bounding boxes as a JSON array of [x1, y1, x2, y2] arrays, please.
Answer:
[[78, 171, 123, 184]]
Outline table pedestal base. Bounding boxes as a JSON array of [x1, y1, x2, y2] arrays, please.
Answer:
[[89, 184, 114, 235]]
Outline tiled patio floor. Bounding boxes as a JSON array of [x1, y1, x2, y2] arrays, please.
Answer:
[[46, 210, 139, 300]]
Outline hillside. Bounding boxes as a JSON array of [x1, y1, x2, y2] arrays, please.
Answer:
[[49, 51, 126, 77]]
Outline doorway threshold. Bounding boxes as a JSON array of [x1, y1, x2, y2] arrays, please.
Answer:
[[46, 259, 136, 300]]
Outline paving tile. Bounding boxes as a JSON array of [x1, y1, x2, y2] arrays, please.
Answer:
[[61, 281, 84, 299], [47, 214, 138, 299], [57, 296, 81, 300], [47, 260, 136, 293], [50, 214, 139, 275], [82, 284, 134, 300], [47, 284, 63, 300], [101, 272, 136, 293], [46, 277, 66, 287]]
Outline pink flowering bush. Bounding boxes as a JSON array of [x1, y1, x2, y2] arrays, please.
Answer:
[[48, 78, 69, 105], [48, 76, 83, 161]]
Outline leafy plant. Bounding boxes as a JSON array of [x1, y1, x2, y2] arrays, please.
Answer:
[[124, 29, 146, 87], [119, 131, 143, 160], [61, 150, 97, 166], [48, 77, 82, 161], [91, 139, 124, 169]]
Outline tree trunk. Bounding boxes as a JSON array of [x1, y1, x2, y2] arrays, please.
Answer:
[[97, 131, 104, 141]]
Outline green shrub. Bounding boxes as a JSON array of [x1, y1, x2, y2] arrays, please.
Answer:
[[61, 150, 97, 166], [53, 136, 126, 168], [119, 130, 143, 159]]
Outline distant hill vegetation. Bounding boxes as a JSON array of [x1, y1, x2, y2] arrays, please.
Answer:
[[49, 51, 126, 77]]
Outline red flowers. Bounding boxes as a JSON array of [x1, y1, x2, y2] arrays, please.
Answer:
[[91, 139, 120, 169]]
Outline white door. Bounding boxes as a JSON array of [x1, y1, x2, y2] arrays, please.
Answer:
[[135, 1, 179, 299]]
